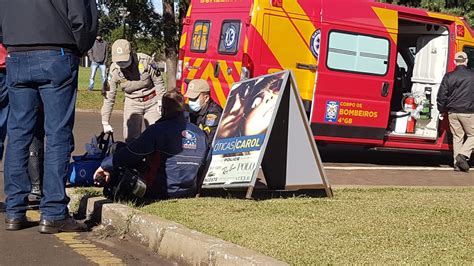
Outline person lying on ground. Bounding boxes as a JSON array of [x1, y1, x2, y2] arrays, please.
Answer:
[[94, 91, 208, 200]]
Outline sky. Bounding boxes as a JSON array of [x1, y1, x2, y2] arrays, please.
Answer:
[[151, 0, 163, 14]]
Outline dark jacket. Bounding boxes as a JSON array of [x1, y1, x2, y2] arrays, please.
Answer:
[[189, 100, 223, 145], [87, 39, 108, 64], [101, 114, 207, 199], [437, 65, 474, 113], [0, 0, 98, 55]]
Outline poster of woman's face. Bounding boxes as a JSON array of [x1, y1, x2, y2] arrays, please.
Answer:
[[214, 72, 285, 140]]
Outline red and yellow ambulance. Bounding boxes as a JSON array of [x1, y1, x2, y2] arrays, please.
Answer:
[[176, 0, 474, 152]]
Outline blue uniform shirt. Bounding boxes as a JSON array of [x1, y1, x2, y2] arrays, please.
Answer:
[[101, 114, 207, 199]]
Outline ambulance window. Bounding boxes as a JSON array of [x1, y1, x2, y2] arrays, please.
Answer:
[[327, 31, 390, 76], [218, 21, 241, 55], [463, 46, 474, 70], [191, 21, 210, 52]]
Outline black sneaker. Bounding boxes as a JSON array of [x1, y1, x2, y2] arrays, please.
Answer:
[[455, 154, 470, 172], [39, 216, 88, 234], [5, 216, 28, 231]]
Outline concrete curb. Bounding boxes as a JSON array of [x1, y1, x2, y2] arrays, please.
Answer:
[[75, 195, 287, 265]]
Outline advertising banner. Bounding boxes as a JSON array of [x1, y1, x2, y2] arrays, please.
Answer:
[[203, 71, 287, 186]]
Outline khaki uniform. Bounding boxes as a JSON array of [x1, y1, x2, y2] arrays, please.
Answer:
[[448, 113, 474, 162], [101, 52, 166, 142]]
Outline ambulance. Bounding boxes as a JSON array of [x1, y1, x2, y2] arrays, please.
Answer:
[[176, 0, 474, 152]]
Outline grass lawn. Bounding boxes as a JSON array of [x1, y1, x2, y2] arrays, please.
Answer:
[[139, 188, 473, 264], [76, 66, 124, 111]]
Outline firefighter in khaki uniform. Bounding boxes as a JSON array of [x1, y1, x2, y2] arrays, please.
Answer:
[[101, 39, 165, 142], [185, 79, 223, 145]]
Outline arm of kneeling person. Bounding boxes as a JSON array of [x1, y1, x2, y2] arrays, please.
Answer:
[[122, 73, 152, 94], [101, 70, 119, 124], [151, 69, 166, 98], [112, 126, 163, 170], [204, 110, 222, 144], [94, 166, 110, 184]]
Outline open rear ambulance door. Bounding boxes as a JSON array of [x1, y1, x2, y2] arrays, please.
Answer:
[[311, 3, 398, 145]]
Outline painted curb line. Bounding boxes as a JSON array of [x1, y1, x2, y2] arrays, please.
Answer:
[[71, 194, 287, 265]]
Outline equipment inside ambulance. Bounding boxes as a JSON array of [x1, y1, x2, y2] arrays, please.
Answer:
[[389, 22, 448, 139]]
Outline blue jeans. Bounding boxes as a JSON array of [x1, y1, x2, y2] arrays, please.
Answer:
[[4, 50, 79, 220], [89, 62, 106, 90], [0, 70, 8, 160]]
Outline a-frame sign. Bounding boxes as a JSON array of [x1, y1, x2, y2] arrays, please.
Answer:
[[201, 70, 332, 198]]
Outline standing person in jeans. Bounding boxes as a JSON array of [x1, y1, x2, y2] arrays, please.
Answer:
[[0, 0, 98, 233], [437, 51, 474, 172], [87, 34, 108, 91], [1, 33, 45, 204]]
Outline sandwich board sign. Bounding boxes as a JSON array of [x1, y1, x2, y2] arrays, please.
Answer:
[[201, 70, 332, 198]]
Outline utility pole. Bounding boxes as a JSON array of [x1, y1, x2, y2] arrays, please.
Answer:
[[118, 6, 130, 39]]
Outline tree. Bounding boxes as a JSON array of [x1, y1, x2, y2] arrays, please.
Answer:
[[99, 0, 163, 59], [162, 0, 191, 90], [162, 0, 178, 90]]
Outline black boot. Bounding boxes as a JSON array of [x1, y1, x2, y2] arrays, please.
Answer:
[[28, 120, 45, 202], [455, 154, 470, 172]]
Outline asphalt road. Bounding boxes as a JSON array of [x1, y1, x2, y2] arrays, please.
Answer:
[[0, 111, 472, 265]]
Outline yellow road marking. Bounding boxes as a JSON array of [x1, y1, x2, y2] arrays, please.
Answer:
[[26, 211, 124, 265]]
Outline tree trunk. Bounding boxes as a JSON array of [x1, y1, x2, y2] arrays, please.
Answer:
[[162, 0, 178, 91], [165, 52, 177, 90]]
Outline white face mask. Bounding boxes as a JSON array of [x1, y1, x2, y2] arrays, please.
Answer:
[[188, 99, 201, 112]]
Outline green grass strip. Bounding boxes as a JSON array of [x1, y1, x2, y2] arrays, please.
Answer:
[[139, 188, 473, 264]]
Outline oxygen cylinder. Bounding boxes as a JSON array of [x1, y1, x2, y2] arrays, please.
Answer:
[[404, 96, 416, 133]]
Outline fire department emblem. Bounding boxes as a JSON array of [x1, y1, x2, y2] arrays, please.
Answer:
[[310, 29, 321, 59], [324, 100, 339, 123], [224, 25, 237, 49], [182, 130, 197, 149]]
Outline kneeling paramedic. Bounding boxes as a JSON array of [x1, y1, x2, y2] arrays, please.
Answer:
[[94, 91, 208, 200], [101, 39, 166, 143], [185, 79, 223, 145]]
